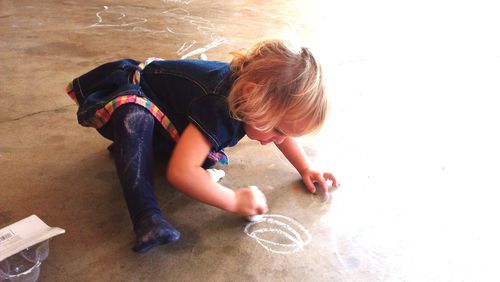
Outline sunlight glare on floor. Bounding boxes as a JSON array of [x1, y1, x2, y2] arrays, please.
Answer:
[[290, 0, 500, 280]]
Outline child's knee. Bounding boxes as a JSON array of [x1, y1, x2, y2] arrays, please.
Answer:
[[124, 107, 154, 127], [113, 104, 155, 133]]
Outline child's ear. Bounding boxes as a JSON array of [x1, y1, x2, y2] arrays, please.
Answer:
[[242, 82, 257, 97]]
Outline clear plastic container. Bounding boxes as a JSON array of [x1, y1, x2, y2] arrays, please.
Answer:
[[0, 240, 50, 282]]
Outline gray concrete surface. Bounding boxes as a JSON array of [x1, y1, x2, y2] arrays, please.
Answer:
[[1, 0, 500, 281]]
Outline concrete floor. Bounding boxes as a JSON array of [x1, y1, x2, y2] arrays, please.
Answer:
[[1, 0, 500, 281]]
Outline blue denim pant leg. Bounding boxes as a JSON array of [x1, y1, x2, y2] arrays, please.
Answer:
[[97, 104, 162, 228]]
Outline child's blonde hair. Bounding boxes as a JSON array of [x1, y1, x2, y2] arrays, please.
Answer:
[[228, 39, 328, 135]]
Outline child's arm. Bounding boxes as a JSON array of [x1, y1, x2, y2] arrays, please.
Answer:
[[275, 137, 339, 198], [167, 124, 267, 216]]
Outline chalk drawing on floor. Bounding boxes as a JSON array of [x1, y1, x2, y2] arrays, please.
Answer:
[[161, 8, 228, 59], [90, 6, 147, 28], [161, 8, 217, 37], [86, 4, 228, 59], [163, 0, 193, 4], [177, 40, 197, 55], [244, 214, 312, 254], [179, 37, 227, 59]]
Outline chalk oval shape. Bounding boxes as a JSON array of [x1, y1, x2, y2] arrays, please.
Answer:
[[244, 214, 311, 254]]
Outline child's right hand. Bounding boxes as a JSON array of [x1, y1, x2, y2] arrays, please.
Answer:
[[234, 186, 268, 216]]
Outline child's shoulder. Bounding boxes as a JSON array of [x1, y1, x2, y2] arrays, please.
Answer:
[[145, 59, 228, 75], [144, 59, 231, 93]]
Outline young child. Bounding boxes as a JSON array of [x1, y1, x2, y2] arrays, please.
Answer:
[[66, 39, 338, 253]]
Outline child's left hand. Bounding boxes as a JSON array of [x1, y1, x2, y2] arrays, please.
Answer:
[[300, 167, 339, 199]]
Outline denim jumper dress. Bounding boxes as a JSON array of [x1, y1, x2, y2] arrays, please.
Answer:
[[66, 58, 246, 164]]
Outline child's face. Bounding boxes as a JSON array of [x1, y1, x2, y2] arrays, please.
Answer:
[[240, 83, 289, 145], [244, 123, 287, 145], [240, 82, 307, 145], [244, 118, 308, 145]]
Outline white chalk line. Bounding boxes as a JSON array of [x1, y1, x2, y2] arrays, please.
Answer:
[[161, 8, 217, 37], [90, 6, 148, 28], [244, 214, 312, 254], [130, 26, 169, 35], [160, 8, 227, 58], [250, 229, 300, 246], [180, 37, 227, 59], [177, 40, 197, 55], [163, 0, 193, 4], [86, 5, 228, 59]]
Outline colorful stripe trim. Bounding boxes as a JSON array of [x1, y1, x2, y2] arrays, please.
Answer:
[[65, 82, 78, 105], [84, 95, 180, 142], [208, 151, 228, 165], [132, 57, 165, 84], [65, 58, 228, 165]]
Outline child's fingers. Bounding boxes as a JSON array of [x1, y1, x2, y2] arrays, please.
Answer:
[[257, 194, 268, 214], [315, 177, 330, 199], [250, 186, 268, 214], [323, 172, 339, 188], [256, 204, 268, 215], [302, 177, 316, 193]]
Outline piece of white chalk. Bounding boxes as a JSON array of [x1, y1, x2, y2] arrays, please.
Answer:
[[206, 168, 225, 182], [245, 186, 266, 221], [199, 53, 208, 60], [245, 214, 264, 222]]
